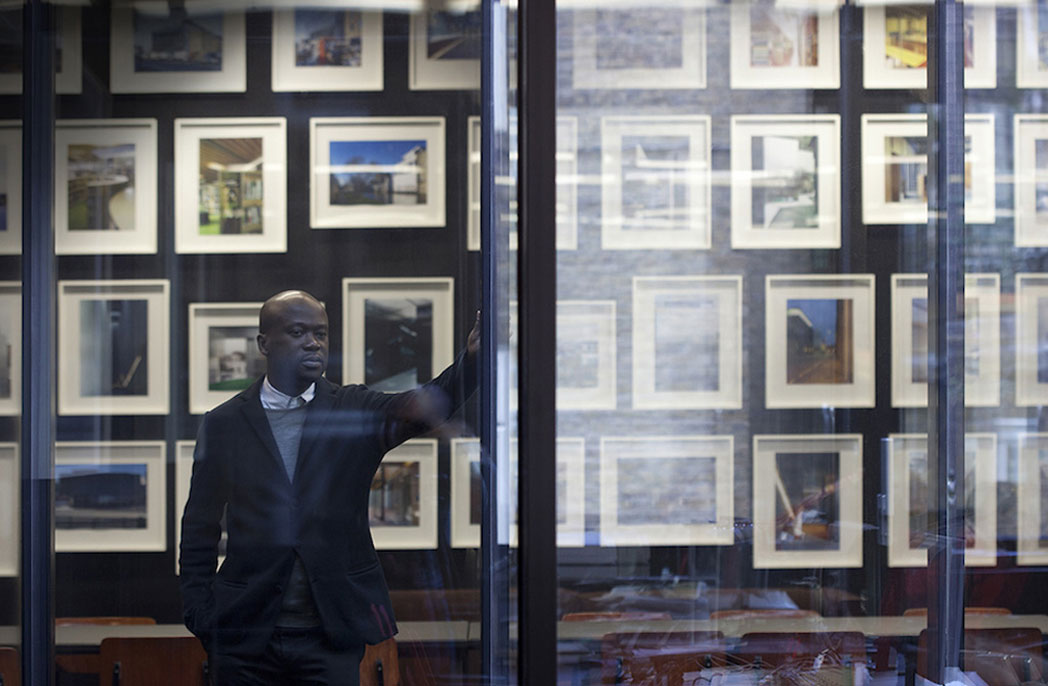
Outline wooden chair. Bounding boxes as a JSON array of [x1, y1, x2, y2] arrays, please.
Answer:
[[599, 631, 725, 685], [917, 628, 1045, 685], [360, 637, 400, 686], [709, 609, 820, 621], [0, 646, 19, 686], [96, 637, 208, 686], [903, 607, 1011, 617], [56, 616, 157, 626], [733, 631, 866, 672], [562, 611, 672, 622]]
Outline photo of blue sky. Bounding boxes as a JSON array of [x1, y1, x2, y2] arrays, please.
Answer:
[[330, 139, 426, 168], [789, 299, 839, 346], [56, 463, 147, 480]]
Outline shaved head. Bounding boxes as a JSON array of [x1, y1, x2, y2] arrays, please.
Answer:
[[259, 290, 324, 334]]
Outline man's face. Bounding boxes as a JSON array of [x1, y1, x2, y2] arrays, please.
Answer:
[[257, 296, 329, 394]]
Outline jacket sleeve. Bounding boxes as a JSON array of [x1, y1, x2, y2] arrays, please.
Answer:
[[178, 414, 229, 646]]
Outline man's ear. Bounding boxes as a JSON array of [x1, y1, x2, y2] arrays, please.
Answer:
[[257, 333, 268, 356]]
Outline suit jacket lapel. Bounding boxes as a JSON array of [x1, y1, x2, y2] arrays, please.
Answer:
[[238, 378, 290, 485], [294, 378, 336, 483]]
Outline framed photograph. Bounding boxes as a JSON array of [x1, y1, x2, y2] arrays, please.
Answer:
[[765, 274, 875, 409], [0, 122, 20, 255], [311, 117, 445, 229], [730, 115, 841, 249], [55, 441, 166, 553], [57, 280, 170, 416], [632, 276, 742, 410], [342, 277, 454, 391], [600, 436, 733, 547], [174, 117, 287, 254], [1017, 4, 1048, 88], [175, 440, 227, 575], [890, 273, 1000, 408], [451, 437, 585, 548], [408, 7, 480, 90], [863, 5, 994, 89], [187, 302, 263, 414], [601, 116, 711, 250], [753, 434, 862, 569], [54, 119, 158, 255], [887, 433, 997, 568], [0, 283, 20, 416], [1014, 273, 1048, 406], [467, 115, 578, 251], [572, 7, 705, 89], [861, 113, 995, 225], [557, 301, 616, 410], [271, 9, 382, 92], [109, 6, 245, 93], [1018, 433, 1048, 565], [0, 444, 16, 575], [1013, 115, 1048, 246], [730, 3, 839, 89], [0, 6, 81, 94], [368, 439, 438, 550]]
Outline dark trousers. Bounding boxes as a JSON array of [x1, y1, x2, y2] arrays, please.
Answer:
[[210, 627, 365, 686]]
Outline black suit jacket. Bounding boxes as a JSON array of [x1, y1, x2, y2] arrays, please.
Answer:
[[179, 350, 475, 657]]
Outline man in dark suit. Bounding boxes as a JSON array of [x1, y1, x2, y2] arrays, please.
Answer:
[[180, 290, 477, 684]]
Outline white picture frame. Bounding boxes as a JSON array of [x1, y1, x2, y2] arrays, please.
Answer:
[[1013, 115, 1048, 247], [54, 118, 158, 255], [58, 279, 170, 416], [730, 114, 841, 249], [0, 283, 20, 417], [861, 113, 995, 225], [55, 441, 166, 553], [863, 5, 995, 89], [730, 2, 839, 89], [890, 273, 1001, 408], [572, 7, 706, 89], [887, 433, 997, 568], [175, 440, 227, 575], [0, 444, 16, 575], [600, 436, 733, 547], [632, 276, 742, 410], [753, 434, 863, 569], [271, 9, 383, 92], [369, 439, 438, 550], [110, 6, 245, 94], [451, 437, 586, 548], [601, 115, 711, 250], [557, 301, 616, 410], [1017, 4, 1048, 88], [187, 302, 263, 415], [0, 122, 21, 256], [1015, 273, 1048, 406], [765, 274, 876, 409], [0, 6, 82, 94], [174, 117, 287, 254], [1017, 432, 1048, 565], [408, 7, 480, 90], [311, 116, 446, 229], [342, 277, 454, 391]]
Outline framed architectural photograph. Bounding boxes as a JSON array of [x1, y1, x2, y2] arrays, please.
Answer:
[[174, 118, 287, 254], [753, 434, 863, 569], [600, 436, 733, 547], [175, 440, 227, 574], [730, 3, 839, 89], [1017, 433, 1048, 565], [467, 116, 577, 251], [861, 113, 995, 225], [765, 274, 875, 409], [0, 283, 20, 416], [311, 117, 445, 229], [0, 444, 16, 575], [730, 114, 841, 249], [187, 302, 263, 414], [54, 119, 158, 255], [1015, 273, 1048, 406], [632, 276, 742, 410], [1017, 4, 1048, 88], [572, 7, 705, 89], [369, 439, 438, 550], [451, 437, 585, 548], [109, 6, 245, 93], [890, 273, 1000, 408], [0, 122, 20, 255], [887, 433, 997, 568], [342, 277, 454, 391], [0, 5, 81, 94], [557, 301, 616, 410], [57, 280, 169, 416], [1013, 115, 1048, 246], [863, 4, 994, 89], [271, 9, 383, 92], [55, 441, 166, 553], [601, 115, 711, 250], [408, 7, 480, 90]]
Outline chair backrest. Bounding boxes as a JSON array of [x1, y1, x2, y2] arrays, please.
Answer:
[[97, 637, 208, 686], [56, 617, 157, 626], [734, 631, 866, 670], [917, 628, 1045, 685], [361, 637, 400, 686], [0, 646, 19, 686], [709, 609, 820, 621], [599, 632, 726, 685], [562, 611, 672, 622]]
